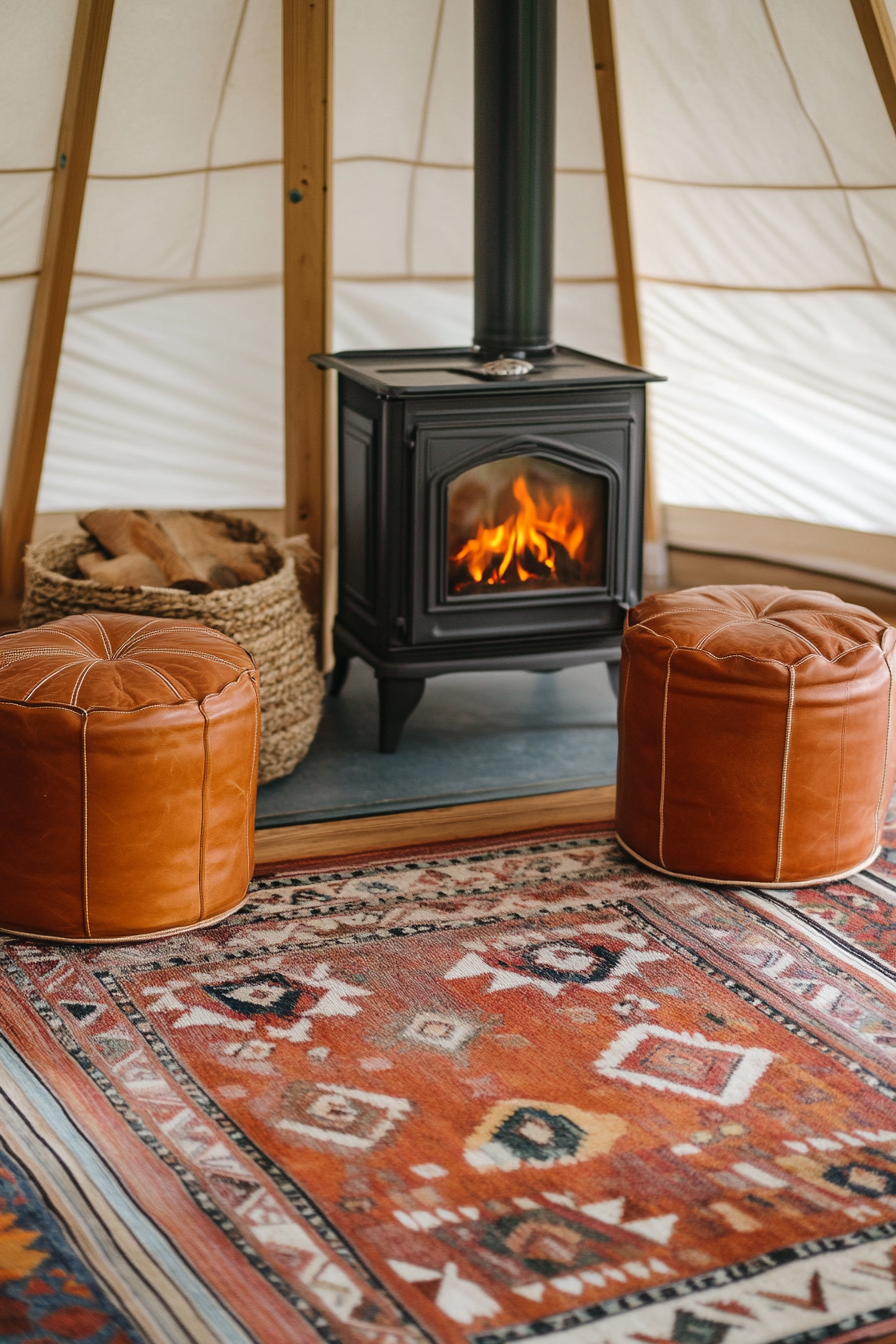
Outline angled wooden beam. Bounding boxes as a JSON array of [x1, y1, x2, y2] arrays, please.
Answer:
[[0, 0, 115, 611], [852, 0, 896, 138], [588, 0, 662, 558], [283, 0, 333, 615]]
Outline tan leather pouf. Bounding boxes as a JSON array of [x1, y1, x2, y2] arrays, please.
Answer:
[[616, 586, 896, 887], [0, 612, 260, 941]]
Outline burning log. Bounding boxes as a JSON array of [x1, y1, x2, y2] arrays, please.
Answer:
[[449, 475, 589, 592]]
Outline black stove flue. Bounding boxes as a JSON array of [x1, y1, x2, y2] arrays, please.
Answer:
[[313, 0, 661, 752], [474, 0, 556, 357]]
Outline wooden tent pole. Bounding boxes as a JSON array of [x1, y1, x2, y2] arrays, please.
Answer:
[[282, 0, 332, 615], [587, 0, 662, 565], [0, 0, 114, 613], [852, 0, 896, 137]]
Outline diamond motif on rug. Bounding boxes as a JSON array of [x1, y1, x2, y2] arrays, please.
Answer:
[[594, 1025, 775, 1105]]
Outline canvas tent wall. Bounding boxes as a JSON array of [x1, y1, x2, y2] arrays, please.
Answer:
[[1, 0, 895, 602]]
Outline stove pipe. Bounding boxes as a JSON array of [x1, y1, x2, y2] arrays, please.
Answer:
[[474, 0, 557, 359]]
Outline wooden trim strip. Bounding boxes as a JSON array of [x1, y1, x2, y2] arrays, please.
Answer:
[[852, 0, 896, 140], [587, 0, 660, 550], [282, 0, 332, 604], [253, 785, 616, 865], [0, 0, 115, 605], [588, 0, 641, 367]]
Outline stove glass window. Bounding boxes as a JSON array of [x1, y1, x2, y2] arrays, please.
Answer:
[[447, 454, 607, 596]]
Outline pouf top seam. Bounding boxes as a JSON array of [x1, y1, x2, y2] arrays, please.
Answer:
[[637, 643, 886, 671], [633, 620, 887, 664]]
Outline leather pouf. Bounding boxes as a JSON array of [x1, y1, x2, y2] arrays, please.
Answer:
[[0, 612, 260, 941], [615, 585, 896, 887]]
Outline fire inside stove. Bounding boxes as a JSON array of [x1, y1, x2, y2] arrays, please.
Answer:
[[447, 454, 607, 596]]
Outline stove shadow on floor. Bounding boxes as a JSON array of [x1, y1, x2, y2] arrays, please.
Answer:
[[256, 660, 618, 828]]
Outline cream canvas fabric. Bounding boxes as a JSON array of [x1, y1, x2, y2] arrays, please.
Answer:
[[0, 0, 894, 536]]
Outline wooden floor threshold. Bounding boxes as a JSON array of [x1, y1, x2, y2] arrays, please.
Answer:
[[254, 784, 616, 866]]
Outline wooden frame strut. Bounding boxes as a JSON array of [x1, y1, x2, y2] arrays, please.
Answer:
[[587, 0, 660, 555], [852, 0, 896, 140], [282, 0, 333, 616], [0, 0, 115, 615]]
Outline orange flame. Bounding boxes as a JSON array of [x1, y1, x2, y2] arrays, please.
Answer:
[[451, 475, 586, 587]]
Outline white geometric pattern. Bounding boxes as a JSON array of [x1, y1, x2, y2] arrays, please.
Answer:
[[594, 1025, 775, 1105]]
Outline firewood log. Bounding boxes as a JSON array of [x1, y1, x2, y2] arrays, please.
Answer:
[[78, 510, 211, 592], [148, 512, 269, 586], [77, 551, 168, 588]]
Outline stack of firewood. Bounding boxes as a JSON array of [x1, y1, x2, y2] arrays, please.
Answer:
[[77, 510, 272, 593]]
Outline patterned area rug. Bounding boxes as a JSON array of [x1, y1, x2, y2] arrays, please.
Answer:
[[4, 826, 896, 1343]]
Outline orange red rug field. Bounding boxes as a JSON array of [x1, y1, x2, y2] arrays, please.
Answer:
[[3, 825, 896, 1343]]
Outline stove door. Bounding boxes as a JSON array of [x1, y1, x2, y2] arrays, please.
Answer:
[[410, 409, 636, 648]]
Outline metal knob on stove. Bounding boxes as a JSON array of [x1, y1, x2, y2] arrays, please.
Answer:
[[478, 357, 535, 379]]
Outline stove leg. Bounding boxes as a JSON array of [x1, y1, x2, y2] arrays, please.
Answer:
[[378, 677, 425, 753], [327, 656, 351, 698], [607, 660, 620, 699]]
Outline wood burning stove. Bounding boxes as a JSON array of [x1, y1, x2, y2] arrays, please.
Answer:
[[313, 0, 661, 751]]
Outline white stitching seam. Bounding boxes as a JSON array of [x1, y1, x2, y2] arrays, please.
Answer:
[[136, 648, 244, 671], [81, 715, 90, 938], [658, 651, 674, 869], [23, 659, 91, 701], [199, 701, 210, 922], [23, 629, 96, 655], [874, 653, 895, 842], [830, 642, 878, 662], [247, 674, 260, 888], [115, 625, 236, 658], [109, 618, 159, 658], [775, 666, 796, 883], [756, 618, 824, 656], [113, 658, 185, 699], [637, 628, 816, 669], [695, 618, 755, 650], [637, 608, 753, 625], [835, 669, 857, 873], [85, 614, 113, 658], [69, 661, 97, 707], [1, 647, 86, 662]]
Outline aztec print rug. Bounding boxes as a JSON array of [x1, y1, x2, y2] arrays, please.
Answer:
[[5, 827, 896, 1343]]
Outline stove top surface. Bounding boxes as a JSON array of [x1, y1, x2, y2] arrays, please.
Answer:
[[311, 344, 663, 396]]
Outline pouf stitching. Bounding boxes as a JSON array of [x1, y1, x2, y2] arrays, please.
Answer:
[[634, 620, 885, 667], [83, 613, 113, 655], [746, 619, 825, 655], [0, 896, 250, 945], [875, 663, 896, 832], [113, 660, 184, 699], [114, 624, 242, 656], [694, 617, 756, 649], [135, 646, 249, 671], [79, 665, 257, 716], [637, 607, 751, 623], [615, 833, 883, 890], [24, 661, 86, 700], [777, 666, 796, 881]]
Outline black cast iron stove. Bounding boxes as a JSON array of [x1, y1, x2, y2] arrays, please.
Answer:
[[313, 0, 661, 751]]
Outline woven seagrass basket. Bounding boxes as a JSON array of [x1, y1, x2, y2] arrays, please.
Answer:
[[21, 512, 324, 785]]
